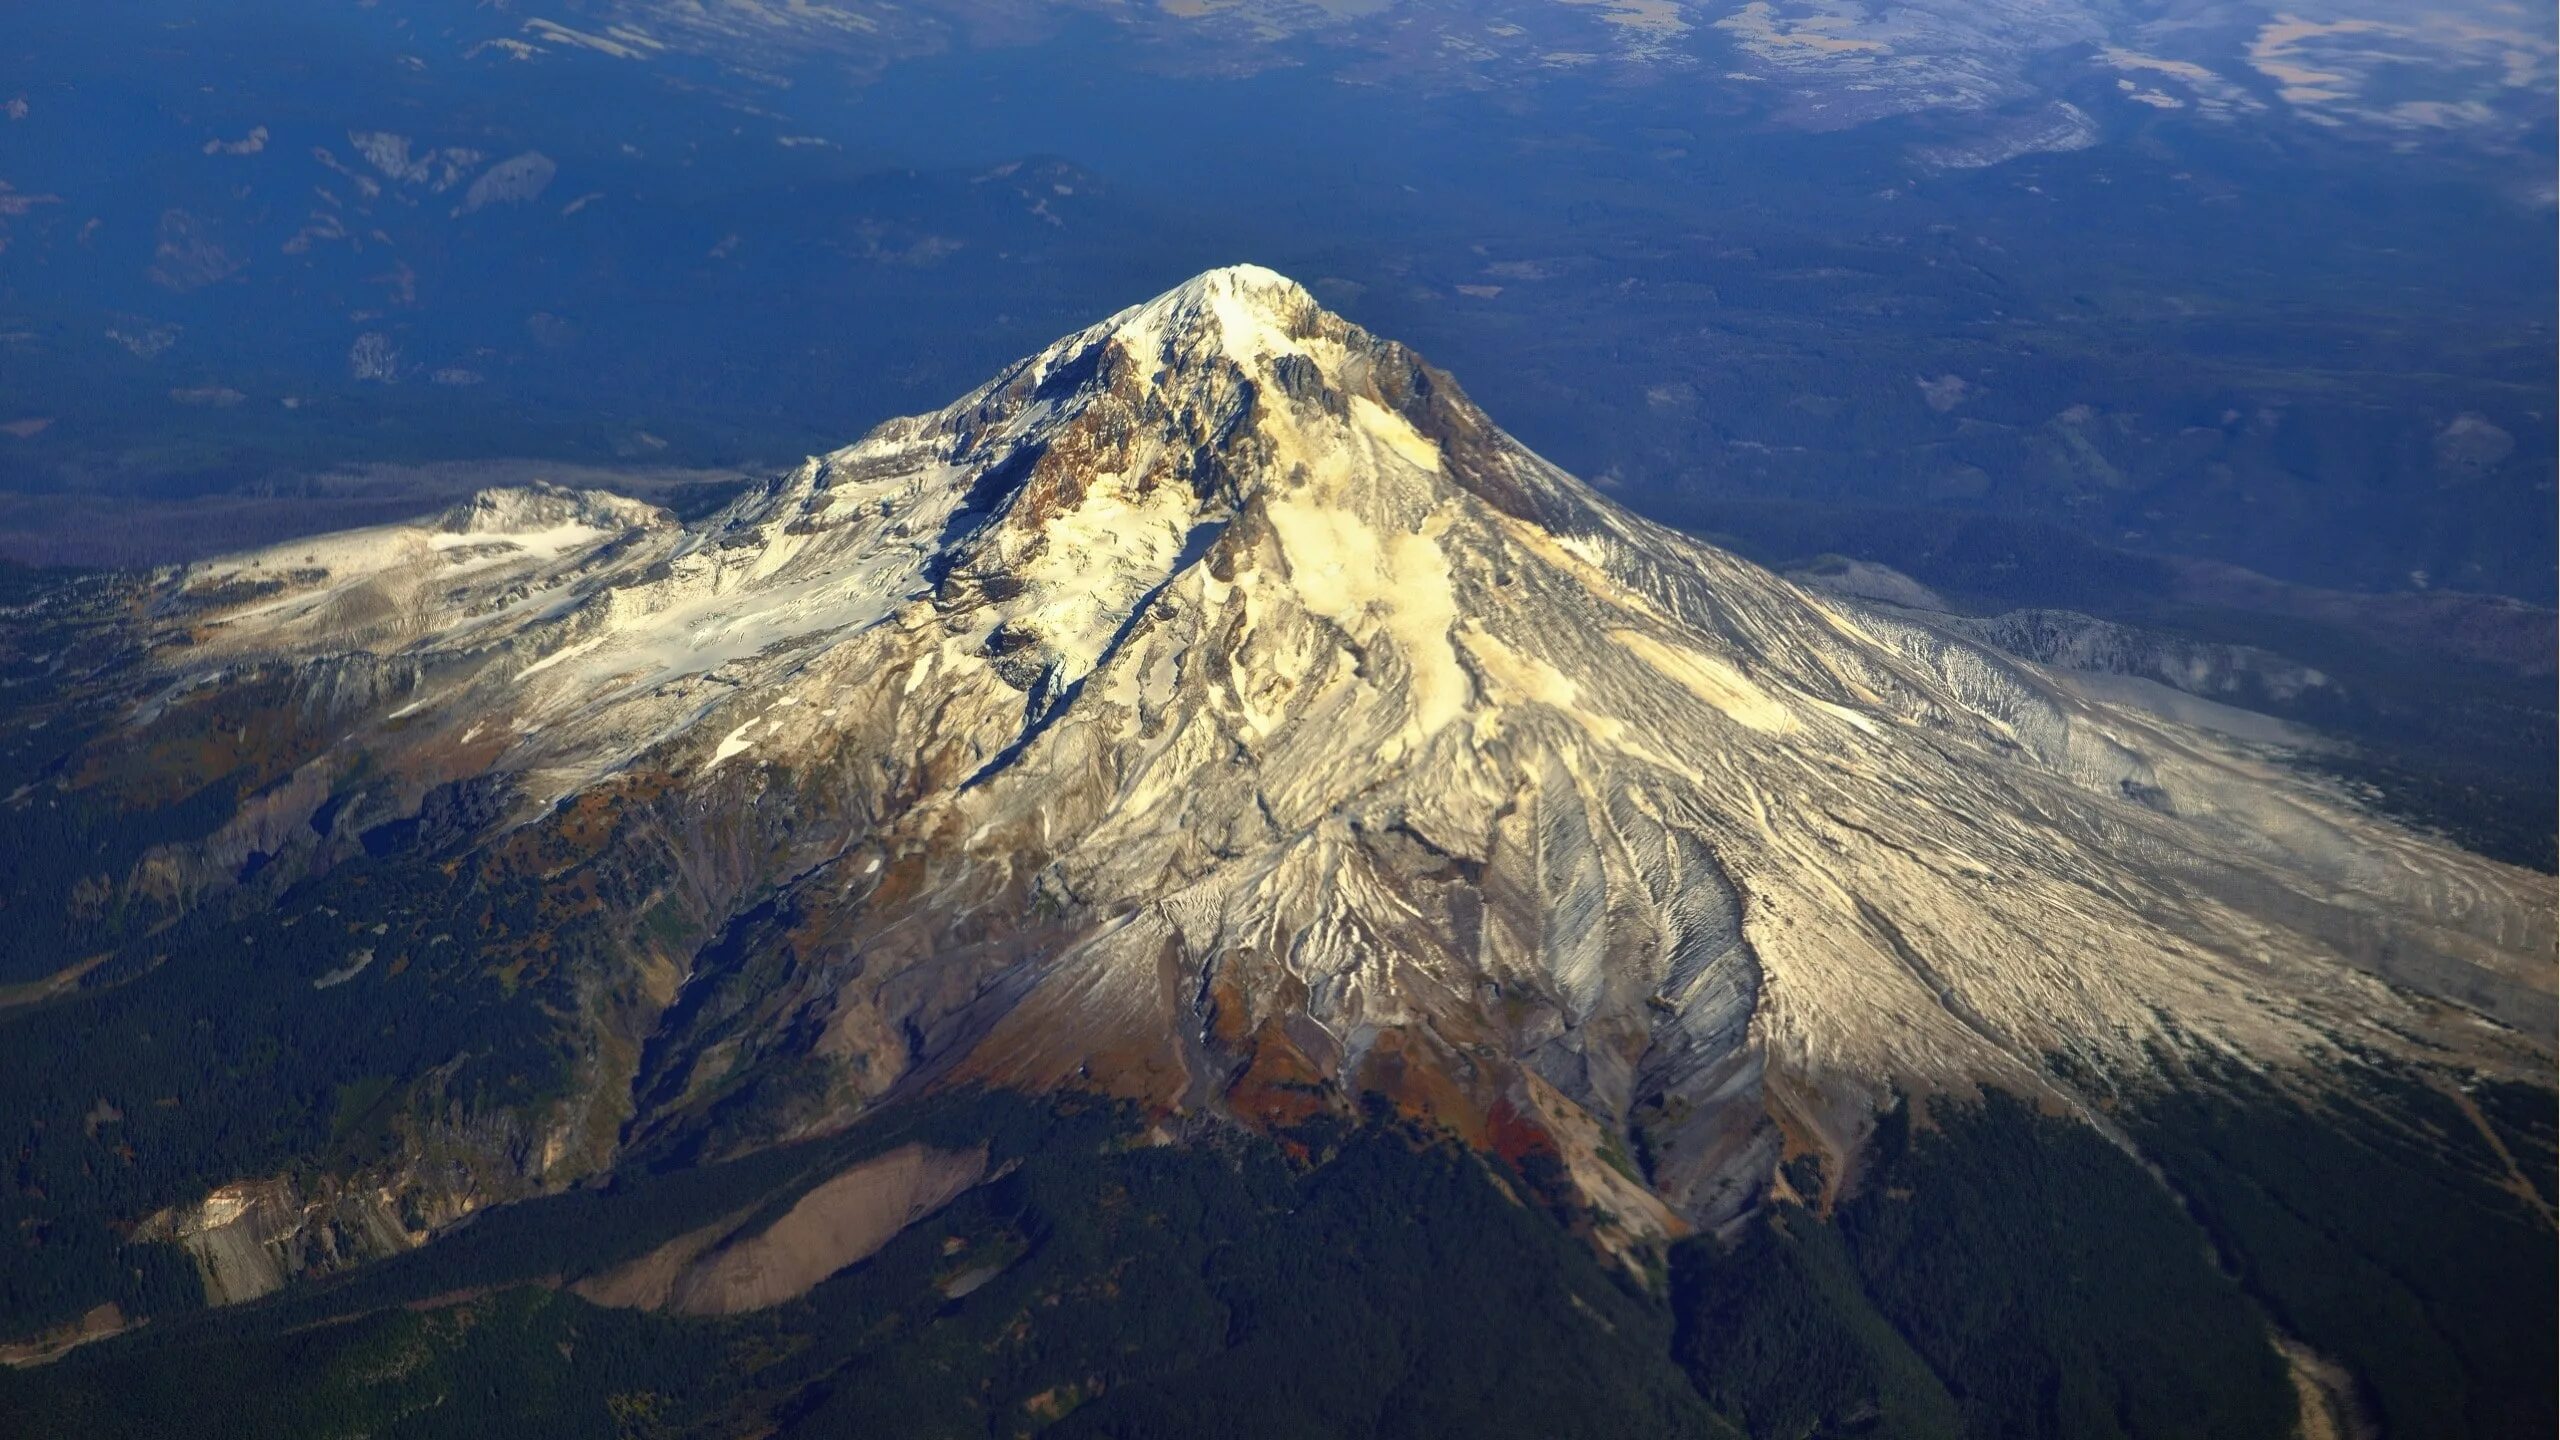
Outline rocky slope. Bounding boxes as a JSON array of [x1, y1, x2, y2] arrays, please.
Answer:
[[63, 267, 2560, 1284]]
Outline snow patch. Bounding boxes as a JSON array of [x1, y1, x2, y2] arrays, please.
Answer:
[[705, 718, 760, 770], [1350, 395, 1442, 474], [1613, 628, 1795, 733], [517, 634, 605, 681], [1264, 497, 1466, 742]]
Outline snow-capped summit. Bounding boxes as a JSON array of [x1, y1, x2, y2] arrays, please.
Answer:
[[1107, 262, 1322, 355], [132, 267, 2552, 1241]]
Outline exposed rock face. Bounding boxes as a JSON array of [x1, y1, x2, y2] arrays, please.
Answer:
[[129, 1099, 591, 1306], [1933, 608, 2337, 708], [125, 267, 2553, 1248], [1787, 559, 2342, 714], [576, 1143, 991, 1315], [139, 1176, 420, 1307], [0, 1303, 131, 1369]]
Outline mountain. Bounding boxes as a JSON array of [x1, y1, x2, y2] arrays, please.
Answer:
[[0, 268, 2549, 1436]]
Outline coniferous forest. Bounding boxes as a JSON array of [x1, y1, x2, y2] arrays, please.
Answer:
[[5, 1076, 2550, 1440]]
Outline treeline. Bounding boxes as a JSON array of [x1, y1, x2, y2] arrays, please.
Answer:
[[0, 827, 603, 1333], [1672, 1095, 2294, 1440], [4, 1100, 1728, 1439], [9, 1070, 2553, 1439]]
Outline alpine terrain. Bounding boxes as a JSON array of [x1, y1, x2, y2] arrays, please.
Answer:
[[0, 267, 2549, 1438]]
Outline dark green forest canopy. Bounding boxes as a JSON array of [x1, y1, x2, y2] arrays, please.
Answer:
[[5, 1079, 2550, 1440]]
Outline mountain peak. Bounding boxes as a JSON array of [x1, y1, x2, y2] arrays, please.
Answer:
[[1129, 262, 1315, 324], [1149, 262, 1312, 309], [1101, 263, 1329, 374]]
